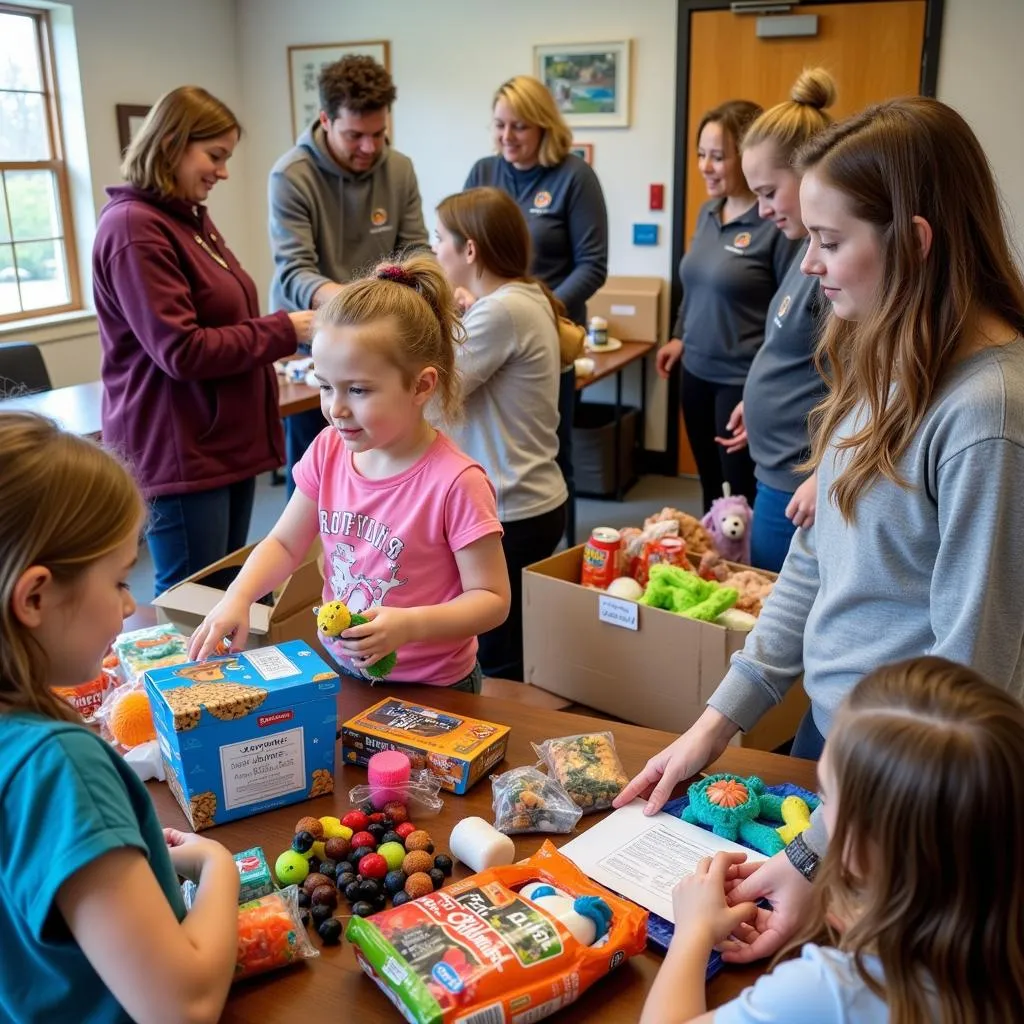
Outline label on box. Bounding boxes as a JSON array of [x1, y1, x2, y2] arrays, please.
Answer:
[[219, 726, 306, 810], [598, 595, 639, 631], [245, 646, 300, 680], [610, 304, 637, 316]]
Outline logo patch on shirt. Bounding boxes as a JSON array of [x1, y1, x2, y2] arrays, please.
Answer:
[[724, 230, 752, 256], [773, 294, 792, 329], [532, 190, 552, 210], [371, 208, 388, 226]]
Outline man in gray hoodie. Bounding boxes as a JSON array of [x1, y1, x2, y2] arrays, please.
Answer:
[[268, 55, 428, 489]]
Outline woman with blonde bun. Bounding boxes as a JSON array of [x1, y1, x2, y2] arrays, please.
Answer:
[[722, 68, 837, 571]]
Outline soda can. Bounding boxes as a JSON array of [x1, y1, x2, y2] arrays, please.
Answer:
[[581, 527, 622, 589]]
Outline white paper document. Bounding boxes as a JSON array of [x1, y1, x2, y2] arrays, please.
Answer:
[[560, 799, 766, 923]]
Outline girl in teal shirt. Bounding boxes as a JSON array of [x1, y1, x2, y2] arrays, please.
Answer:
[[0, 412, 240, 1024]]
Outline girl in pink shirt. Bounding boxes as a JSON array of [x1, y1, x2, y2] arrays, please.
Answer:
[[190, 255, 510, 689]]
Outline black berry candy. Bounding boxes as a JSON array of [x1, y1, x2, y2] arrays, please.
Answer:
[[391, 890, 410, 907], [373, 893, 387, 911], [381, 831, 404, 847], [319, 860, 338, 881], [380, 819, 396, 832], [351, 846, 374, 864], [318, 917, 343, 945], [383, 869, 407, 895], [344, 880, 362, 903], [291, 830, 315, 854], [360, 801, 375, 815], [367, 823, 387, 842], [306, 855, 322, 874], [433, 854, 454, 876], [429, 868, 445, 890], [338, 871, 358, 891], [355, 879, 381, 902], [311, 904, 334, 926], [351, 900, 375, 917], [297, 890, 312, 909], [336, 861, 356, 877]]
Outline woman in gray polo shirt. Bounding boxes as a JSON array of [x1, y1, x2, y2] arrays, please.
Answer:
[[721, 70, 836, 571], [658, 100, 801, 511]]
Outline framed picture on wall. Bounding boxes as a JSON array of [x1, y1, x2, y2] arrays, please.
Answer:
[[116, 104, 151, 154], [570, 142, 594, 165], [287, 40, 391, 140], [534, 41, 631, 128]]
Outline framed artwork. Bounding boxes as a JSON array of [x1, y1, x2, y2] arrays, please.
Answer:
[[570, 142, 594, 165], [534, 41, 631, 128], [116, 104, 150, 153], [287, 40, 391, 139]]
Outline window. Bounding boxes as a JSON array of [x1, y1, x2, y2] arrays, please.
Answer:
[[0, 4, 80, 322]]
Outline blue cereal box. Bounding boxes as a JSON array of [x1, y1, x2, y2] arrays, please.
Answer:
[[145, 641, 340, 831]]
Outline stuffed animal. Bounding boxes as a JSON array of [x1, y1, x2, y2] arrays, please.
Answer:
[[643, 507, 714, 555], [520, 881, 613, 946], [699, 552, 775, 616], [639, 564, 737, 622], [701, 486, 753, 564], [315, 600, 397, 679]]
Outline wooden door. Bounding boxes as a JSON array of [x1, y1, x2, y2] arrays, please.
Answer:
[[677, 0, 927, 474]]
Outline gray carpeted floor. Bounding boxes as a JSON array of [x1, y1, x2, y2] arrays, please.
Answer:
[[130, 472, 703, 600]]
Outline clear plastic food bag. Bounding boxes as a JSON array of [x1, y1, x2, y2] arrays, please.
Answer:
[[234, 885, 319, 982], [348, 768, 445, 817], [491, 765, 583, 834], [532, 732, 629, 813]]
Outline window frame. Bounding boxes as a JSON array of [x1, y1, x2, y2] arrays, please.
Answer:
[[0, 2, 82, 324]]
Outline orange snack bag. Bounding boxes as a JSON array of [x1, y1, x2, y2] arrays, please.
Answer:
[[234, 886, 318, 982], [347, 841, 647, 1023], [52, 669, 116, 723]]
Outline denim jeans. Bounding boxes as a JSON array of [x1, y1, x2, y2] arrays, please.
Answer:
[[147, 477, 256, 597], [750, 480, 798, 573], [284, 408, 327, 497], [790, 706, 826, 761]]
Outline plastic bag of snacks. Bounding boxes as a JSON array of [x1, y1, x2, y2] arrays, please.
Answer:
[[113, 624, 192, 683], [347, 841, 647, 1023], [52, 667, 117, 723], [491, 765, 583, 834], [532, 732, 629, 813], [234, 885, 318, 982]]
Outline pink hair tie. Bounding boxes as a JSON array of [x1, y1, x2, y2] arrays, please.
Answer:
[[377, 264, 413, 286]]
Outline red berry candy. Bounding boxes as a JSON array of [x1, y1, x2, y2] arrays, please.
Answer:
[[341, 810, 370, 832], [395, 822, 417, 839], [350, 830, 377, 850], [358, 853, 388, 879], [368, 812, 386, 824]]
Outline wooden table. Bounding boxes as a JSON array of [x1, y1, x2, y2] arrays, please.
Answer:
[[148, 686, 816, 1022], [0, 378, 321, 438]]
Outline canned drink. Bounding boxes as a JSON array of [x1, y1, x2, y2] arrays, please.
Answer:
[[581, 527, 622, 589], [587, 316, 609, 347]]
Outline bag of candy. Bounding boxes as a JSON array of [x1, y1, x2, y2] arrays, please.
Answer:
[[347, 841, 647, 1023], [491, 765, 583, 834], [234, 885, 319, 981], [532, 732, 629, 812]]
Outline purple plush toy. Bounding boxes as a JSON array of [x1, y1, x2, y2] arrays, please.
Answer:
[[701, 485, 753, 564]]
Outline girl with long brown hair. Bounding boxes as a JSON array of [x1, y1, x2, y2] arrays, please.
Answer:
[[434, 186, 569, 680], [618, 95, 1024, 959], [641, 656, 1024, 1023]]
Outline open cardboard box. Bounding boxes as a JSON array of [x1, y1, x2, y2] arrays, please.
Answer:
[[585, 275, 664, 343], [523, 546, 807, 750], [153, 542, 325, 652]]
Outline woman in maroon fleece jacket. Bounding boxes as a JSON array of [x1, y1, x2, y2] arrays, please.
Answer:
[[93, 86, 314, 596]]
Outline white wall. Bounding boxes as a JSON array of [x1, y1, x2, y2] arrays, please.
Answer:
[[936, 0, 1024, 260]]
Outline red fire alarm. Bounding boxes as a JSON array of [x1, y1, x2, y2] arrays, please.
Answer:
[[650, 183, 664, 211]]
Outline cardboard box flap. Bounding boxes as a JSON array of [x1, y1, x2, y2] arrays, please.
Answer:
[[154, 582, 274, 635], [274, 558, 324, 619], [144, 640, 339, 732]]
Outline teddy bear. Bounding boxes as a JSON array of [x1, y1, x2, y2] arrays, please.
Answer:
[[701, 488, 753, 565]]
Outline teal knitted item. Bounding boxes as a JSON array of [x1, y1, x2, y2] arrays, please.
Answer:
[[681, 774, 787, 856]]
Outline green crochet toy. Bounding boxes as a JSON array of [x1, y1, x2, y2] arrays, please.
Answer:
[[682, 774, 789, 856], [315, 601, 397, 679], [639, 563, 738, 622]]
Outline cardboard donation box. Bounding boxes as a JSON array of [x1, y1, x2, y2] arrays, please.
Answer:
[[153, 542, 323, 652], [341, 697, 510, 795], [585, 276, 664, 343], [145, 641, 340, 831], [522, 547, 807, 750]]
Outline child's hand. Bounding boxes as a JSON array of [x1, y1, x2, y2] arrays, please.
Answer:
[[189, 595, 251, 661], [339, 606, 416, 668], [164, 828, 233, 883], [671, 852, 758, 948]]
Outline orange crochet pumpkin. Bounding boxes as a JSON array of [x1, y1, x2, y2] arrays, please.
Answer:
[[109, 690, 157, 748], [706, 779, 749, 808]]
